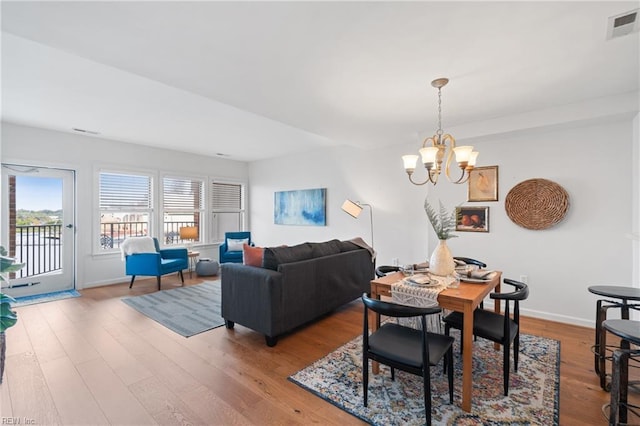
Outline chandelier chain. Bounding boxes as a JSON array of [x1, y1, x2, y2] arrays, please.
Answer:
[[436, 87, 443, 138]]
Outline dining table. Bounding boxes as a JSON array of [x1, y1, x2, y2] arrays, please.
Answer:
[[369, 270, 502, 412]]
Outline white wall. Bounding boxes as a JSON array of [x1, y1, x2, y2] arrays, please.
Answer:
[[249, 116, 638, 327], [2, 110, 638, 327], [1, 122, 249, 288]]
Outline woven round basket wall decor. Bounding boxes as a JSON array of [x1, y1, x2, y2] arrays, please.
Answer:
[[505, 178, 569, 230]]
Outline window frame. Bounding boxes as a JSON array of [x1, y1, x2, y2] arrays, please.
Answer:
[[160, 173, 206, 247], [95, 167, 155, 254], [210, 178, 247, 244]]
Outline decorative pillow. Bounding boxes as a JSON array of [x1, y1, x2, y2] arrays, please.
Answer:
[[227, 238, 249, 252], [243, 244, 264, 267]]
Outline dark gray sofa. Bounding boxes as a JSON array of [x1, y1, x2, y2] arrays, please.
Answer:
[[221, 239, 374, 346]]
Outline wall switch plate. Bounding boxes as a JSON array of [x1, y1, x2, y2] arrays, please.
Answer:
[[392, 258, 399, 266]]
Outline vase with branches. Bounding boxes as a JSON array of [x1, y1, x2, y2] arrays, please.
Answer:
[[424, 199, 457, 276]]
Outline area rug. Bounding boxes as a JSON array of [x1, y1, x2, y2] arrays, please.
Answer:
[[13, 289, 81, 307], [289, 332, 560, 425], [122, 280, 224, 337]]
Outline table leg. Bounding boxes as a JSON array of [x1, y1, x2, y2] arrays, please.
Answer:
[[371, 287, 381, 375], [610, 342, 630, 425], [599, 304, 611, 389], [461, 303, 474, 412], [493, 285, 501, 351], [595, 299, 603, 375]]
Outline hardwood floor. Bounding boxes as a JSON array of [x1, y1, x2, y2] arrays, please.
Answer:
[[1, 276, 637, 425]]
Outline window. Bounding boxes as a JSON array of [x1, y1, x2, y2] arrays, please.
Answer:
[[98, 171, 152, 251], [211, 181, 245, 242], [162, 176, 204, 245]]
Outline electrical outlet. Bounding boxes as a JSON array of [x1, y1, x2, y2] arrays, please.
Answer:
[[520, 275, 528, 284], [392, 258, 399, 266]]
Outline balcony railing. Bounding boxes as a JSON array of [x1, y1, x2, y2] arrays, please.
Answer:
[[13, 224, 62, 278], [100, 221, 197, 249], [10, 222, 200, 279]]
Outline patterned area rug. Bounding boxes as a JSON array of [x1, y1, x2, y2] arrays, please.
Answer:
[[289, 331, 560, 425], [122, 280, 223, 337]]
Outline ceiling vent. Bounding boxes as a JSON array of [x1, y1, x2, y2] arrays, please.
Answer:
[[607, 9, 639, 40], [72, 127, 100, 135]]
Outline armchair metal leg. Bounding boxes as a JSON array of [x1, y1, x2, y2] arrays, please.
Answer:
[[157, 276, 161, 291], [179, 270, 184, 284], [129, 275, 136, 289]]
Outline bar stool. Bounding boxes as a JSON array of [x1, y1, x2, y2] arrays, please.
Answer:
[[588, 286, 640, 390], [602, 320, 640, 425]]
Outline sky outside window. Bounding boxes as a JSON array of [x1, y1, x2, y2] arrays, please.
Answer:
[[16, 176, 62, 210]]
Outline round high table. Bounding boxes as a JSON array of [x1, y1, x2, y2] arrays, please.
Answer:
[[602, 320, 640, 425], [588, 286, 640, 390]]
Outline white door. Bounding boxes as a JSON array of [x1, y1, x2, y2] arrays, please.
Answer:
[[1, 164, 75, 297]]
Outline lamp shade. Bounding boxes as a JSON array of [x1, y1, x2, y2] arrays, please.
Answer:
[[402, 155, 419, 171], [341, 200, 363, 218], [179, 226, 198, 241], [453, 145, 474, 163]]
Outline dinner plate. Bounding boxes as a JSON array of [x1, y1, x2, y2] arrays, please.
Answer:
[[403, 276, 441, 287], [403, 277, 442, 287], [461, 277, 491, 284]]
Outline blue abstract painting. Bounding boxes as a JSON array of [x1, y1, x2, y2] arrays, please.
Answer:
[[274, 188, 326, 226]]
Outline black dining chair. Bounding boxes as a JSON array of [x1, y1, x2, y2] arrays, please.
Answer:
[[362, 293, 454, 426], [374, 265, 400, 278], [442, 278, 529, 396], [453, 256, 487, 269]]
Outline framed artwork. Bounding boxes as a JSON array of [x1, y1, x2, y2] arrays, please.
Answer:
[[274, 188, 326, 226], [468, 165, 499, 202], [455, 206, 489, 232]]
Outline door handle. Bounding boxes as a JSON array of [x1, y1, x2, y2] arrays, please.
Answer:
[[66, 224, 74, 229]]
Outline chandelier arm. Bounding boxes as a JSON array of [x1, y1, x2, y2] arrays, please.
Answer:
[[407, 173, 430, 186], [450, 167, 470, 184], [428, 168, 439, 185], [443, 138, 456, 183], [422, 136, 436, 148]]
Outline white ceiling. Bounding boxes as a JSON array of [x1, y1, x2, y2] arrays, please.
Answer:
[[1, 1, 639, 162]]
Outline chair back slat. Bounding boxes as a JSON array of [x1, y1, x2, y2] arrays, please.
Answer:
[[362, 293, 441, 318]]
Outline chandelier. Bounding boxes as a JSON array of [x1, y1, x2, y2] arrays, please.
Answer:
[[402, 78, 478, 185]]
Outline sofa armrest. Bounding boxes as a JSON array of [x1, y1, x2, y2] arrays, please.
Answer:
[[221, 263, 283, 336]]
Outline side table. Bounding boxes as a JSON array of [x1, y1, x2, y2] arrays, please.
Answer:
[[588, 285, 640, 390], [187, 251, 199, 279]]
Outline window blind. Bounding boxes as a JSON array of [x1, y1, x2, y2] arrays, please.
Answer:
[[99, 172, 151, 209], [163, 177, 203, 210], [212, 182, 242, 210]]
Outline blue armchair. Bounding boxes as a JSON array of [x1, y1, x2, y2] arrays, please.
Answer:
[[219, 231, 252, 264], [125, 237, 188, 290]]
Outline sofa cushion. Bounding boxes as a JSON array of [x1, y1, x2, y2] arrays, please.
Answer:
[[227, 238, 249, 252], [338, 241, 361, 252], [262, 243, 314, 270], [243, 243, 264, 267], [308, 239, 342, 257]]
